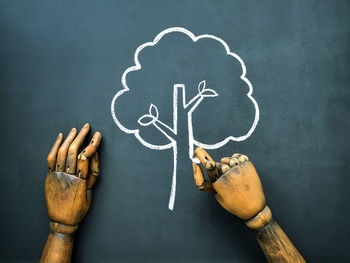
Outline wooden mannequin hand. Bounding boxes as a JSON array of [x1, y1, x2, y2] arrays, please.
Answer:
[[45, 171, 94, 229], [40, 123, 102, 263], [193, 147, 268, 227], [193, 147, 305, 263]]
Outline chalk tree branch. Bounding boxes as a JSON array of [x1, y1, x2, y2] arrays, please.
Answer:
[[140, 83, 209, 140]]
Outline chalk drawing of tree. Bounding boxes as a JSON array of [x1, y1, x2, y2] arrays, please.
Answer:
[[111, 27, 259, 210]]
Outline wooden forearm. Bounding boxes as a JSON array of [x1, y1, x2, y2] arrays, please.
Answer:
[[193, 149, 306, 262], [41, 125, 101, 262], [40, 232, 73, 263], [40, 222, 78, 263], [254, 219, 305, 263], [244, 206, 305, 263]]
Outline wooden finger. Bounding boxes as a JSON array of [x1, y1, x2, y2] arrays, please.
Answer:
[[194, 147, 215, 166], [232, 153, 242, 158], [87, 152, 99, 189], [55, 127, 77, 172], [207, 163, 230, 181], [216, 162, 230, 175], [232, 153, 249, 163], [226, 154, 250, 167], [193, 163, 205, 188], [77, 132, 102, 178], [206, 164, 220, 182], [229, 157, 240, 167], [238, 154, 249, 163], [65, 123, 90, 174], [194, 147, 219, 181], [47, 133, 63, 172], [220, 157, 231, 165], [193, 163, 216, 194]]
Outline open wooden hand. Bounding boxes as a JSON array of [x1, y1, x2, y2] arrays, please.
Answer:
[[40, 123, 101, 263], [193, 147, 305, 263], [45, 123, 101, 228]]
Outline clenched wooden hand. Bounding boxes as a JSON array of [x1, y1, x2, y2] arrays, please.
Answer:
[[193, 147, 306, 263], [40, 123, 101, 263]]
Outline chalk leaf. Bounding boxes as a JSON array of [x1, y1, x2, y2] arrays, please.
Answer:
[[197, 80, 206, 93], [201, 88, 218, 97], [137, 114, 156, 126], [149, 104, 159, 119]]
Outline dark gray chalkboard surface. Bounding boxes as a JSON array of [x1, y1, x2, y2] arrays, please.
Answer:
[[1, 0, 349, 262]]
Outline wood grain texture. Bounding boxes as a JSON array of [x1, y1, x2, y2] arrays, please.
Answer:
[[255, 220, 306, 263], [40, 172, 93, 263], [213, 162, 266, 220], [45, 172, 92, 225], [40, 232, 73, 263]]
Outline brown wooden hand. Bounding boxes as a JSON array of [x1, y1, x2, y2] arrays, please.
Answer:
[[40, 123, 101, 263], [193, 147, 306, 263]]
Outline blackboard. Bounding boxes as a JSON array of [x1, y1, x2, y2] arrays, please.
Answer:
[[1, 0, 349, 262]]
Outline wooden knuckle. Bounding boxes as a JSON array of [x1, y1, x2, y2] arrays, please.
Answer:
[[91, 170, 99, 177], [219, 163, 230, 174], [205, 160, 216, 170], [245, 205, 272, 230], [220, 157, 231, 164], [195, 147, 214, 163], [238, 155, 249, 163], [229, 158, 239, 167], [78, 153, 88, 161]]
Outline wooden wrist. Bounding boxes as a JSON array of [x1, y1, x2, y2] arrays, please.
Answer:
[[244, 205, 272, 230], [40, 225, 75, 263], [50, 221, 79, 235]]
